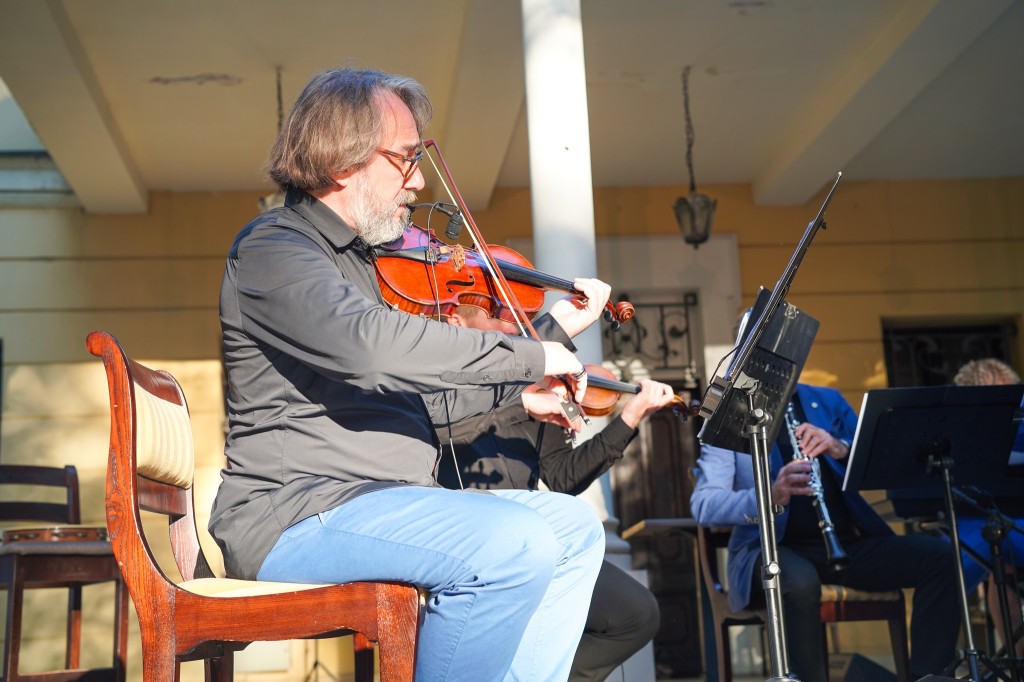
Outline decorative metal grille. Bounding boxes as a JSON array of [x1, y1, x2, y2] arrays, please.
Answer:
[[601, 292, 700, 387]]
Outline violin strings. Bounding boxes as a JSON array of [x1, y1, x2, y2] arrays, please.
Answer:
[[421, 205, 447, 324]]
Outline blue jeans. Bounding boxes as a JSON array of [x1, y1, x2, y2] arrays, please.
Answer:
[[257, 486, 605, 681]]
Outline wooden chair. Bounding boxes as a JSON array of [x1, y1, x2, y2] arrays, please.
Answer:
[[697, 525, 911, 682], [87, 330, 420, 681], [0, 464, 129, 682]]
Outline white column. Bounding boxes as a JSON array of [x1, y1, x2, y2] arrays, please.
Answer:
[[520, 9, 656, 678], [520, 0, 615, 524], [520, 0, 600, 365], [520, 0, 613, 518], [521, 0, 618, 523]]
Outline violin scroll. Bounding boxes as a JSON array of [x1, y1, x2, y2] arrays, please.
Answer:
[[602, 302, 635, 331]]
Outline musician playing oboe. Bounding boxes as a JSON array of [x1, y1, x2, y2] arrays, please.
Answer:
[[691, 381, 959, 682]]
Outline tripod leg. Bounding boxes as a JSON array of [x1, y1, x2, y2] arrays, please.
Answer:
[[303, 639, 341, 682]]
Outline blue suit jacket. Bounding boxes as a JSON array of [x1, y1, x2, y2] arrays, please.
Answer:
[[690, 384, 893, 612]]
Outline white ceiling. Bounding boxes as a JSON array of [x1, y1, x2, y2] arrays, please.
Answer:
[[0, 0, 1021, 214]]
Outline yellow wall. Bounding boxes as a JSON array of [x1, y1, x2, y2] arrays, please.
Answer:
[[1, 176, 1022, 677], [474, 177, 1024, 406]]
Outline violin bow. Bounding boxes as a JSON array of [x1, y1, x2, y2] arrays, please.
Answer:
[[420, 140, 534, 335], [421, 138, 589, 427]]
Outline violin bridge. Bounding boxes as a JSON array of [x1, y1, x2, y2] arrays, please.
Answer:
[[451, 244, 466, 272]]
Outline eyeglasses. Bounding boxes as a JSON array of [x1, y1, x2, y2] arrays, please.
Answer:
[[378, 148, 424, 181]]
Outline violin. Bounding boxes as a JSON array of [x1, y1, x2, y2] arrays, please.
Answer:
[[379, 138, 619, 431], [373, 224, 635, 330], [578, 365, 702, 419]]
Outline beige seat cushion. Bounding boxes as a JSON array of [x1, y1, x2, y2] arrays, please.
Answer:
[[181, 578, 430, 607], [179, 577, 331, 598], [820, 584, 902, 602]]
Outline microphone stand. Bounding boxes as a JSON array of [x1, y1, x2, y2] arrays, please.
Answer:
[[984, 518, 1024, 682], [928, 456, 1013, 682], [952, 487, 1024, 682]]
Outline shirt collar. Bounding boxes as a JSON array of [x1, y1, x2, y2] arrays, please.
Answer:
[[285, 187, 361, 250]]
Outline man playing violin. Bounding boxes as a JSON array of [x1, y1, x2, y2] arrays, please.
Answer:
[[210, 67, 614, 681], [439, 305, 676, 682]]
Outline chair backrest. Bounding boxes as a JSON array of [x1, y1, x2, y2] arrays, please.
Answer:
[[697, 525, 728, 598], [87, 331, 216, 586], [0, 464, 81, 525], [697, 524, 765, 621]]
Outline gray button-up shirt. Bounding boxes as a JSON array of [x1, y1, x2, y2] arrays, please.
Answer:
[[210, 189, 559, 578]]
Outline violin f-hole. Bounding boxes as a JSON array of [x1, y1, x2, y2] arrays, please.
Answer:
[[445, 276, 476, 294]]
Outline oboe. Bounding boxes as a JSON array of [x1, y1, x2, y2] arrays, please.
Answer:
[[784, 403, 850, 571]]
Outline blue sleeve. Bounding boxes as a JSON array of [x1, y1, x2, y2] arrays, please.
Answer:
[[690, 444, 758, 527]]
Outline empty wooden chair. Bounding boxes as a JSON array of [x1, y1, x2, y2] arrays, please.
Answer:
[[0, 464, 129, 682], [697, 525, 911, 682], [87, 330, 420, 681]]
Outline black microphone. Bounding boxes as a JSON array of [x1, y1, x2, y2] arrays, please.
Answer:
[[409, 202, 463, 240], [432, 202, 464, 240], [444, 210, 464, 240]]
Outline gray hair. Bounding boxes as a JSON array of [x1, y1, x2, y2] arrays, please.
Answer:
[[266, 68, 432, 194], [953, 358, 1021, 386]]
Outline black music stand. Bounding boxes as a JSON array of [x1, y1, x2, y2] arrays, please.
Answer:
[[843, 384, 1024, 682], [698, 172, 841, 681]]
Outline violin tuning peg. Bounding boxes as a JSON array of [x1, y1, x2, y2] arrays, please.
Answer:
[[610, 319, 621, 332], [602, 309, 613, 323]]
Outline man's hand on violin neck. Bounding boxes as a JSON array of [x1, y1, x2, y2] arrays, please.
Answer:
[[548, 278, 612, 338], [620, 380, 677, 429]]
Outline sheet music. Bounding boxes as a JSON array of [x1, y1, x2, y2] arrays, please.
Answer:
[[842, 392, 870, 492]]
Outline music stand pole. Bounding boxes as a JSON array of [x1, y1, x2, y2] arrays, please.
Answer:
[[697, 173, 840, 681], [744, 385, 798, 681], [931, 455, 1011, 682]]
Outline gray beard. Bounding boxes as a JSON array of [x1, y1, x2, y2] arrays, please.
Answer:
[[351, 177, 415, 246]]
